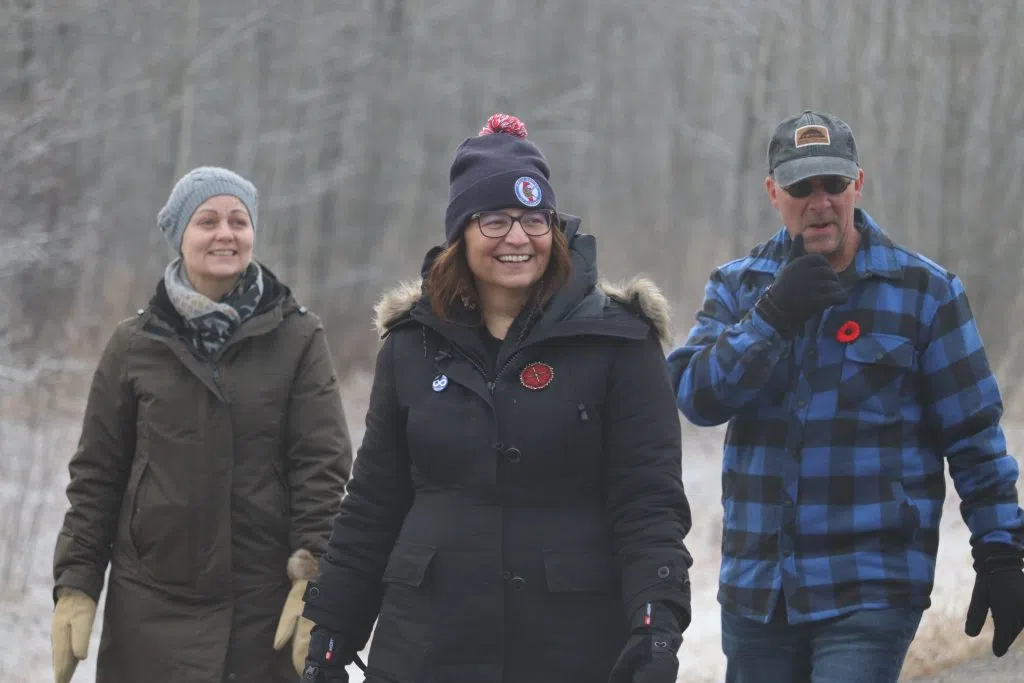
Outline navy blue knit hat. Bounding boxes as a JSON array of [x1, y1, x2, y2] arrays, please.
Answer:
[[444, 114, 557, 245]]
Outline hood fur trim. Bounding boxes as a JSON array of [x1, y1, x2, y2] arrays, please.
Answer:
[[373, 279, 422, 337], [287, 549, 319, 581], [372, 276, 672, 345], [599, 276, 672, 346]]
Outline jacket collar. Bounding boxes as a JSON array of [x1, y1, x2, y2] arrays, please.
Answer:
[[372, 214, 673, 348], [142, 261, 297, 340]]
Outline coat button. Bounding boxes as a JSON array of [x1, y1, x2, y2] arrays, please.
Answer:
[[308, 586, 320, 599], [504, 447, 522, 463], [657, 566, 671, 578], [509, 576, 526, 590]]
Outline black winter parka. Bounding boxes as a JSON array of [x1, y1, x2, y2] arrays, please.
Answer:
[[304, 218, 692, 683]]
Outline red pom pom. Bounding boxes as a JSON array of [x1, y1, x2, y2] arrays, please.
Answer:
[[479, 113, 528, 138]]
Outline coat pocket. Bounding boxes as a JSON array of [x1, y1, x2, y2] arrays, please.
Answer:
[[126, 452, 196, 586], [382, 544, 436, 587], [368, 545, 436, 681], [540, 550, 625, 667], [839, 334, 916, 415]]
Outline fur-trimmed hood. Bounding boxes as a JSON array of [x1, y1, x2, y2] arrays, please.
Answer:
[[372, 276, 673, 346]]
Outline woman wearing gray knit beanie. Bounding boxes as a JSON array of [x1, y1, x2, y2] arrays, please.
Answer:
[[51, 166, 354, 683]]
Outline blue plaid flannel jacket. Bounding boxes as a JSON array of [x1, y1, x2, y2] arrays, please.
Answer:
[[668, 209, 1024, 624]]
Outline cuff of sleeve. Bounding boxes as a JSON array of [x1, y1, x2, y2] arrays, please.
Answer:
[[621, 555, 692, 628], [54, 569, 104, 605], [976, 529, 1024, 550], [301, 575, 381, 652], [747, 305, 788, 342]]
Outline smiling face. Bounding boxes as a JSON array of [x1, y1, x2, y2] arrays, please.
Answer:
[[766, 169, 864, 270], [464, 208, 553, 300], [179, 194, 254, 299]]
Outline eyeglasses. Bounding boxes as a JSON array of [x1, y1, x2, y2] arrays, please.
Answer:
[[783, 176, 852, 198], [472, 210, 555, 238]]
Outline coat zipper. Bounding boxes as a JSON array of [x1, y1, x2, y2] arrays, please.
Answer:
[[487, 347, 528, 393], [446, 340, 527, 395]]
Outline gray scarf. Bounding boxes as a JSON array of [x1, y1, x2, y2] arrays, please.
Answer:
[[163, 258, 265, 361]]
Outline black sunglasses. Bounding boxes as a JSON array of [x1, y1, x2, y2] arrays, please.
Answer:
[[783, 176, 852, 198]]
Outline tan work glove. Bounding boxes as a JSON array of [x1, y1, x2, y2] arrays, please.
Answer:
[[273, 549, 318, 675], [52, 588, 98, 683]]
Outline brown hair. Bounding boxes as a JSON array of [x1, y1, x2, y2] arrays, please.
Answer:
[[427, 220, 573, 322]]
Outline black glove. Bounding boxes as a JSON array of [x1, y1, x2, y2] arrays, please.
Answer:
[[964, 542, 1024, 657], [755, 233, 848, 338], [299, 627, 354, 683], [608, 602, 684, 683]]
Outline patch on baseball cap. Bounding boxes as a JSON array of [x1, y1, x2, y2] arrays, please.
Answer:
[[794, 124, 830, 147]]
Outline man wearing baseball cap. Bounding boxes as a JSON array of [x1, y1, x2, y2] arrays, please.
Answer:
[[668, 110, 1024, 682]]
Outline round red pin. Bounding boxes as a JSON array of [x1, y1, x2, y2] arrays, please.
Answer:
[[836, 320, 861, 343], [519, 361, 554, 390]]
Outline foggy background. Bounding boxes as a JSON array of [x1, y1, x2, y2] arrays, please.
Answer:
[[2, 1, 1024, 681]]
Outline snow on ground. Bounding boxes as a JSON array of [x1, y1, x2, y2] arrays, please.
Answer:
[[1, 375, 1021, 682]]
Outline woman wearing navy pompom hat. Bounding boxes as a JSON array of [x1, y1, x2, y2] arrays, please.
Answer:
[[300, 115, 694, 683]]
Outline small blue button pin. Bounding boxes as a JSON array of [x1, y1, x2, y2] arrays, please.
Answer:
[[432, 374, 448, 392]]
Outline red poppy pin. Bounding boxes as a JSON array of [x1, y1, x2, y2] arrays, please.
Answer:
[[835, 320, 861, 343], [520, 361, 554, 391]]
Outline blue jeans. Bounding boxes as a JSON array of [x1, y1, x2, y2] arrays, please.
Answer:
[[721, 597, 923, 683]]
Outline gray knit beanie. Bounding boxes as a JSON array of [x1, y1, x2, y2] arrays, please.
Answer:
[[157, 166, 259, 252]]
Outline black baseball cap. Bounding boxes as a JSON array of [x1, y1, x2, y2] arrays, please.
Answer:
[[767, 110, 859, 187]]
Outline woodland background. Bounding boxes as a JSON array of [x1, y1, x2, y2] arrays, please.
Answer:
[[2, 1, 1024, 680]]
